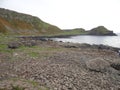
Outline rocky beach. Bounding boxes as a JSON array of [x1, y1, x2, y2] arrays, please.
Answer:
[[0, 37, 120, 90], [0, 8, 120, 90]]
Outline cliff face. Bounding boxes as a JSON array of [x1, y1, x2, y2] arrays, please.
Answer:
[[0, 8, 61, 35], [88, 26, 117, 36]]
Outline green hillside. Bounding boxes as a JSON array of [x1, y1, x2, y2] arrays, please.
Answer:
[[0, 8, 61, 35], [62, 28, 86, 35]]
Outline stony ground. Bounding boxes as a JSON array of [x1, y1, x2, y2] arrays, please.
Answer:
[[0, 37, 120, 90]]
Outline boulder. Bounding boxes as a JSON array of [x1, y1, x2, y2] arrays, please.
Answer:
[[8, 42, 21, 49], [86, 58, 110, 72]]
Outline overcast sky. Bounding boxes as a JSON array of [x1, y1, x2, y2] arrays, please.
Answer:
[[0, 0, 120, 32]]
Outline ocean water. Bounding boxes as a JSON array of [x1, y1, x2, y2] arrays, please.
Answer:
[[54, 34, 120, 48]]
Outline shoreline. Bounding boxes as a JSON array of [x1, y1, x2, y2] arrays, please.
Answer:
[[17, 33, 118, 39], [17, 35, 120, 52]]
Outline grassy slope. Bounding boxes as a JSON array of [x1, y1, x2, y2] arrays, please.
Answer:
[[0, 8, 61, 35], [52, 28, 88, 36]]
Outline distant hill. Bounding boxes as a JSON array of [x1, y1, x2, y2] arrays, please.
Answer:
[[63, 26, 117, 36], [0, 8, 61, 35], [88, 26, 117, 36]]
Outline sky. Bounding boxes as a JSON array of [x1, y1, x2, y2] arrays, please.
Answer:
[[0, 0, 120, 33]]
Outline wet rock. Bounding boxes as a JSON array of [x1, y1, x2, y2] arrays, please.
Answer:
[[79, 43, 91, 48], [111, 63, 120, 70], [64, 45, 78, 48], [92, 44, 120, 52], [38, 38, 48, 41]]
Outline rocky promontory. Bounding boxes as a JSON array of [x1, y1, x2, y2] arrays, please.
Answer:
[[87, 26, 117, 36], [62, 26, 117, 36]]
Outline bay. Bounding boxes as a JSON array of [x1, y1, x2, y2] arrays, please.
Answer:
[[54, 34, 120, 48]]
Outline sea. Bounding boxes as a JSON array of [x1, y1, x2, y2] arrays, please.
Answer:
[[53, 33, 120, 48]]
